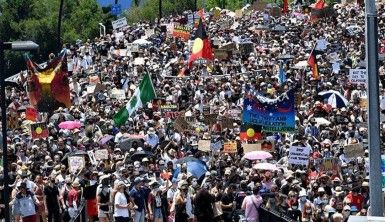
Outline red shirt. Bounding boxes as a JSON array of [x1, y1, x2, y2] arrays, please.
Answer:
[[346, 192, 364, 210], [68, 188, 79, 207]]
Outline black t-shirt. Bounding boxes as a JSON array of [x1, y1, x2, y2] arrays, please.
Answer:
[[44, 185, 60, 210], [221, 192, 234, 212]]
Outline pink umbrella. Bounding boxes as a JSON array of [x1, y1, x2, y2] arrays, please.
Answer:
[[58, 121, 81, 130], [244, 151, 273, 160], [253, 163, 278, 171]]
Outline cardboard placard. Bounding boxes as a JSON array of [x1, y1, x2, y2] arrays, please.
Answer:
[[239, 43, 254, 56], [214, 49, 230, 60], [94, 149, 109, 160], [172, 25, 192, 41], [198, 140, 211, 151], [7, 111, 19, 130], [68, 156, 85, 174], [173, 115, 191, 132], [221, 117, 235, 129], [344, 143, 364, 159], [242, 140, 275, 153], [349, 69, 367, 85], [30, 122, 49, 139], [288, 146, 311, 166], [203, 114, 218, 125], [223, 142, 237, 153]]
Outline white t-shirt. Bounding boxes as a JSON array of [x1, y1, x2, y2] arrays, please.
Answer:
[[113, 192, 129, 217]]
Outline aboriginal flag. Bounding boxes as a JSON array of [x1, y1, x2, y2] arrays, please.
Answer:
[[240, 123, 262, 141], [26, 53, 71, 113], [307, 49, 319, 79], [188, 18, 213, 68]]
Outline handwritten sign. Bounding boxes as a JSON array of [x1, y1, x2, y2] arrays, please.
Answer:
[[88, 151, 97, 165], [239, 43, 254, 56], [242, 140, 275, 153], [223, 142, 237, 153], [349, 69, 367, 85], [94, 149, 109, 160], [7, 111, 19, 130], [112, 17, 128, 30], [68, 156, 85, 174], [172, 25, 192, 41], [288, 146, 311, 166], [126, 43, 139, 53], [198, 140, 211, 152], [109, 89, 126, 100], [173, 115, 191, 133], [344, 143, 364, 159]]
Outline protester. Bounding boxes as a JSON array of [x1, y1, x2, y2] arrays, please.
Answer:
[[4, 1, 385, 222]]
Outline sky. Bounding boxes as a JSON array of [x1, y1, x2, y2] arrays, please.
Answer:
[[97, 0, 132, 10]]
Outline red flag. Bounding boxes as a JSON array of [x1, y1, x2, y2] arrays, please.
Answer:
[[25, 107, 37, 121], [307, 50, 319, 79], [314, 0, 325, 9], [188, 18, 213, 68], [283, 0, 289, 14]]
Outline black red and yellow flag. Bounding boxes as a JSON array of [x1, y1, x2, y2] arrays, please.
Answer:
[[307, 49, 319, 79], [240, 123, 262, 141], [188, 18, 213, 68], [26, 54, 71, 113]]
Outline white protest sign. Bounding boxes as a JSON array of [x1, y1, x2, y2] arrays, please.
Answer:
[[126, 43, 139, 53], [87, 151, 97, 165], [349, 69, 367, 85], [332, 63, 340, 74], [288, 146, 311, 166], [68, 156, 85, 174], [112, 17, 128, 30], [109, 89, 126, 100], [94, 149, 109, 160]]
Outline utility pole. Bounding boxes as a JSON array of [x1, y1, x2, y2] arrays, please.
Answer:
[[159, 0, 162, 25], [365, 0, 384, 216], [57, 0, 64, 51]]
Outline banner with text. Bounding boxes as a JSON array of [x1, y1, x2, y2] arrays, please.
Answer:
[[242, 89, 296, 132]]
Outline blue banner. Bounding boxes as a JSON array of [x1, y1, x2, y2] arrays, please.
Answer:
[[242, 89, 296, 132]]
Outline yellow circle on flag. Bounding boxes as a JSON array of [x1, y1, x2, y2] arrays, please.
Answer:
[[192, 38, 204, 54], [36, 127, 42, 134], [246, 128, 255, 137]]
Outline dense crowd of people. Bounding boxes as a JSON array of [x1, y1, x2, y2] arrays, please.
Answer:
[[3, 1, 385, 222]]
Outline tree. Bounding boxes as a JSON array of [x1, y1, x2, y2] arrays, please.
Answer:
[[0, 0, 106, 77]]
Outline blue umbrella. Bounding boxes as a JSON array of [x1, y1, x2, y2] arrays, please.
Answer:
[[173, 161, 208, 180], [318, 90, 349, 108]]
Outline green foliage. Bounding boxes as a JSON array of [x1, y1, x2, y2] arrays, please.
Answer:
[[0, 0, 106, 77]]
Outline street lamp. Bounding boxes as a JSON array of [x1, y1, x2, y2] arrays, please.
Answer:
[[0, 40, 39, 222]]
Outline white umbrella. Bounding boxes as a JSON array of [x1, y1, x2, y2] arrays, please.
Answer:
[[132, 39, 151, 45], [314, 117, 331, 126], [293, 60, 308, 69]]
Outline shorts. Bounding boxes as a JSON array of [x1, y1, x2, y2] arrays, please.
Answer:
[[98, 209, 110, 218], [154, 208, 163, 219]]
